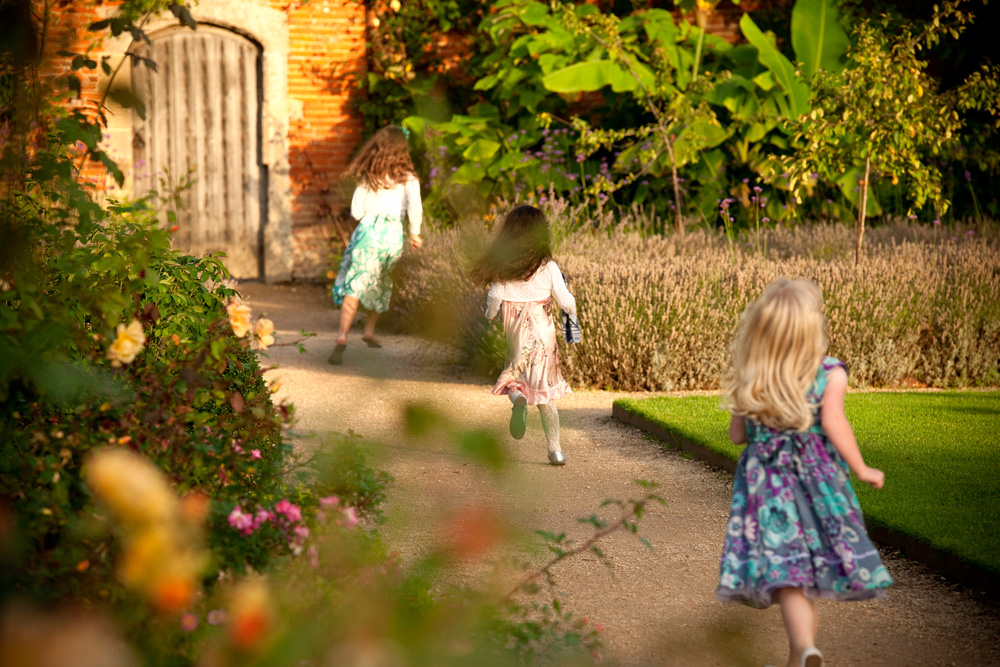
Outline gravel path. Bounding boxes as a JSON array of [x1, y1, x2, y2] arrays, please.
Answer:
[[243, 281, 1000, 667]]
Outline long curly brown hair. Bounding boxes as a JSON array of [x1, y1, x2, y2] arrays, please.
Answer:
[[470, 204, 553, 287], [344, 125, 416, 190]]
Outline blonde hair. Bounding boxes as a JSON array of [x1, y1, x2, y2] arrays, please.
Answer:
[[722, 278, 827, 432]]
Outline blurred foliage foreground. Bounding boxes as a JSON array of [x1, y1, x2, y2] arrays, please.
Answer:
[[0, 2, 662, 665]]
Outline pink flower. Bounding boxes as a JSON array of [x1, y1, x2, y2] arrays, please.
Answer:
[[274, 499, 302, 522], [253, 508, 273, 529], [251, 449, 262, 460], [307, 545, 319, 568], [319, 495, 340, 508], [339, 506, 359, 529], [180, 613, 198, 632], [207, 609, 228, 626], [293, 525, 310, 545], [232, 441, 245, 454], [228, 506, 254, 535]]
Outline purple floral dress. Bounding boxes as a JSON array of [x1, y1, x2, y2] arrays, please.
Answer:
[[717, 357, 893, 608]]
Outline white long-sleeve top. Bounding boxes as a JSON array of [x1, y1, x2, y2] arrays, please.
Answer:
[[350, 176, 423, 235], [486, 261, 577, 320]]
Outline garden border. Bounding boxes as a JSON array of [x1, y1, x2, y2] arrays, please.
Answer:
[[611, 402, 1000, 599]]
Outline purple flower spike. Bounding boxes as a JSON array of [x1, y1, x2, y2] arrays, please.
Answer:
[[932, 219, 941, 225], [964, 170, 972, 182]]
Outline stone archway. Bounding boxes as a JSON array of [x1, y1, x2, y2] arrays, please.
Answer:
[[103, 0, 293, 281]]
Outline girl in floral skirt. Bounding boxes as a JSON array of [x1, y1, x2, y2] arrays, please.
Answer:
[[718, 278, 892, 667], [329, 125, 422, 365], [471, 204, 576, 465]]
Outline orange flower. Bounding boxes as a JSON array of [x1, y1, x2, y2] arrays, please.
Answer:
[[228, 577, 274, 651], [180, 491, 211, 523], [227, 302, 253, 338], [153, 572, 197, 614], [253, 318, 275, 351], [445, 505, 505, 558]]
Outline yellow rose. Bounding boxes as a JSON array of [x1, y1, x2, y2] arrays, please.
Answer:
[[107, 319, 146, 366], [227, 302, 253, 338], [119, 525, 171, 588], [253, 318, 275, 351], [85, 448, 178, 525]]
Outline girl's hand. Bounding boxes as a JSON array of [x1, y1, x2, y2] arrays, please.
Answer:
[[409, 234, 423, 249], [856, 465, 885, 490]]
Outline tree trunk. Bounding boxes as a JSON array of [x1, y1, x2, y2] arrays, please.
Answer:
[[855, 155, 871, 267]]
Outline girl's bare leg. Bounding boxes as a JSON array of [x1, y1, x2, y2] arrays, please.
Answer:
[[363, 310, 379, 341], [775, 587, 819, 667], [337, 296, 359, 344]]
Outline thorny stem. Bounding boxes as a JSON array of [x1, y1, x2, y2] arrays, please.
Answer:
[[503, 501, 649, 603]]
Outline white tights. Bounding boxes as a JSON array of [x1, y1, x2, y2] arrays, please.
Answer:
[[509, 391, 561, 454]]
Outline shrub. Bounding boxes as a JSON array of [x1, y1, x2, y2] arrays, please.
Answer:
[[392, 205, 1000, 390]]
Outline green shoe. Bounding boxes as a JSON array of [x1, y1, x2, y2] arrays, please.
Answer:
[[509, 395, 527, 439]]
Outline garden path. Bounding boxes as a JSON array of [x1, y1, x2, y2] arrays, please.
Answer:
[[243, 281, 1000, 667]]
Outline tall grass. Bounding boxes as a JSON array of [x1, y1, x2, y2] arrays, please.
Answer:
[[392, 208, 1000, 390]]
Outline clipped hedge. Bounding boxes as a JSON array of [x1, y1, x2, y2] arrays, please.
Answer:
[[392, 212, 1000, 390]]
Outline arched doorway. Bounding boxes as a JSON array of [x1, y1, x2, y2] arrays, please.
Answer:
[[132, 25, 266, 278]]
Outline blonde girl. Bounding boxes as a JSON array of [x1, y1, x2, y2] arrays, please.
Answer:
[[717, 278, 892, 667], [329, 125, 422, 365], [471, 204, 576, 465]]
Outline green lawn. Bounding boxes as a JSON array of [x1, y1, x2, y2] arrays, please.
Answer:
[[614, 391, 1000, 577]]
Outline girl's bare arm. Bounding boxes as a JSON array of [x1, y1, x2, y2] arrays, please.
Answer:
[[820, 367, 885, 489]]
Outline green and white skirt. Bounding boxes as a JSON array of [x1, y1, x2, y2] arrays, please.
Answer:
[[331, 213, 404, 313]]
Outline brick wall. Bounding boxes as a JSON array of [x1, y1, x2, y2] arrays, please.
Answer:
[[277, 0, 367, 280]]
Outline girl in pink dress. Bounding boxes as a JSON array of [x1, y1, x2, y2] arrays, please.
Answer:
[[471, 205, 577, 465]]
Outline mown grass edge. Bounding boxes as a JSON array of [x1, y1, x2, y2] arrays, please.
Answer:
[[610, 401, 1000, 598]]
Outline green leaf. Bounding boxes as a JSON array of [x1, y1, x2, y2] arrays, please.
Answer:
[[473, 73, 500, 91], [461, 139, 501, 161], [457, 429, 505, 469], [107, 86, 147, 120], [401, 115, 426, 137], [519, 1, 550, 26], [791, 0, 849, 80], [169, 2, 198, 30], [542, 60, 653, 94], [836, 167, 883, 215], [740, 14, 810, 119]]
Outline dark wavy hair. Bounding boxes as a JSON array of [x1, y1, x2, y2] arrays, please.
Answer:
[[344, 125, 415, 190], [471, 204, 553, 287]]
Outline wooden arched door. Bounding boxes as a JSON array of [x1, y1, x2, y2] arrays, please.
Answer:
[[132, 25, 265, 278]]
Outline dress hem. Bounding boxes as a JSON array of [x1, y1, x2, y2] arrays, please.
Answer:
[[492, 381, 571, 406], [717, 584, 888, 609]]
